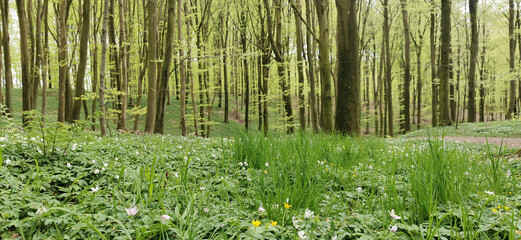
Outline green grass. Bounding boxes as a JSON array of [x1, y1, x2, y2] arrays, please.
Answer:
[[402, 120, 521, 138], [1, 118, 520, 239]]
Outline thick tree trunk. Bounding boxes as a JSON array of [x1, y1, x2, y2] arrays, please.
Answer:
[[439, 0, 452, 126], [479, 23, 487, 122], [72, 0, 90, 122], [315, 0, 333, 132], [335, 0, 359, 135], [0, 0, 13, 116], [145, 0, 158, 132], [468, 0, 478, 122], [56, 0, 72, 123], [154, 0, 175, 134]]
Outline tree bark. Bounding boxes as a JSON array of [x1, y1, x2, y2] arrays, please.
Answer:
[[16, 0, 34, 123], [383, 0, 393, 136], [117, 0, 128, 130], [400, 0, 411, 133], [305, 0, 318, 133], [335, 0, 359, 135], [294, 0, 306, 131], [0, 0, 13, 116], [56, 0, 72, 123], [154, 0, 175, 134], [315, 0, 333, 132], [72, 0, 90, 122], [99, 0, 110, 136], [439, 0, 452, 126], [468, 0, 478, 122], [430, 0, 438, 127], [506, 0, 516, 119], [145, 0, 158, 132], [178, 0, 187, 135]]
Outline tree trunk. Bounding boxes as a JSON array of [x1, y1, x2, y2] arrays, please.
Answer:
[[16, 0, 34, 124], [178, 0, 186, 135], [294, 0, 306, 131], [72, 0, 90, 122], [383, 0, 393, 136], [154, 0, 175, 134], [468, 0, 478, 122], [400, 0, 411, 133], [335, 0, 359, 136], [479, 23, 487, 122], [305, 0, 318, 133], [506, 0, 515, 119], [117, 0, 128, 130], [56, 0, 72, 123], [439, 0, 452, 126], [315, 0, 333, 132], [0, 0, 13, 116], [41, 0, 49, 115], [430, 0, 438, 127], [99, 0, 110, 136], [144, 0, 158, 132]]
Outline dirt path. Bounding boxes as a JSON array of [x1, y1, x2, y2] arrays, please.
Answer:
[[417, 136, 521, 149]]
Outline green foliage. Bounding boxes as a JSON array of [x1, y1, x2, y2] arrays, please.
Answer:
[[0, 122, 520, 239]]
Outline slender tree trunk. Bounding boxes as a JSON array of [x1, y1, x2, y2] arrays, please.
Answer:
[[154, 0, 175, 134], [400, 0, 411, 133], [145, 0, 158, 132], [383, 0, 393, 136], [305, 0, 318, 133], [439, 0, 452, 126], [335, 0, 359, 135], [468, 0, 478, 122], [241, 13, 249, 130], [16, 0, 33, 123], [0, 0, 13, 116], [72, 0, 90, 121], [178, 0, 186, 135], [186, 2, 198, 136], [56, 0, 72, 123], [41, 0, 48, 115], [117, 0, 128, 130], [430, 0, 438, 127], [294, 0, 306, 131], [506, 0, 516, 119], [479, 23, 487, 122], [99, 0, 110, 136], [315, 0, 333, 132]]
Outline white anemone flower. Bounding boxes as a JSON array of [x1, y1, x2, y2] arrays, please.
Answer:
[[389, 209, 401, 220], [389, 225, 398, 232], [125, 206, 139, 216]]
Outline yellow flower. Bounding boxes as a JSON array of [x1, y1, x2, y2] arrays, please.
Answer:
[[284, 202, 291, 209], [264, 170, 268, 174], [505, 206, 509, 210], [270, 221, 277, 226], [252, 220, 261, 227], [492, 208, 498, 213], [498, 205, 501, 209]]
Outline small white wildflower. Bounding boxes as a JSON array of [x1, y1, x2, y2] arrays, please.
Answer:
[[4, 159, 11, 165], [103, 163, 108, 167], [161, 214, 171, 223], [92, 160, 96, 164], [200, 186, 206, 191], [91, 186, 99, 193], [357, 187, 362, 193], [173, 172, 179, 178], [71, 143, 77, 151], [304, 208, 314, 218], [94, 169, 100, 174], [67, 162, 72, 169], [125, 206, 139, 216], [297, 231, 307, 239], [389, 225, 398, 232], [258, 205, 265, 213], [36, 206, 47, 214], [292, 216, 301, 229], [239, 162, 244, 166], [244, 161, 248, 167], [265, 162, 269, 167], [369, 165, 373, 170], [506, 170, 511, 177], [203, 208, 209, 213], [115, 175, 120, 180], [389, 209, 401, 220], [332, 236, 338, 240], [484, 190, 494, 195]]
